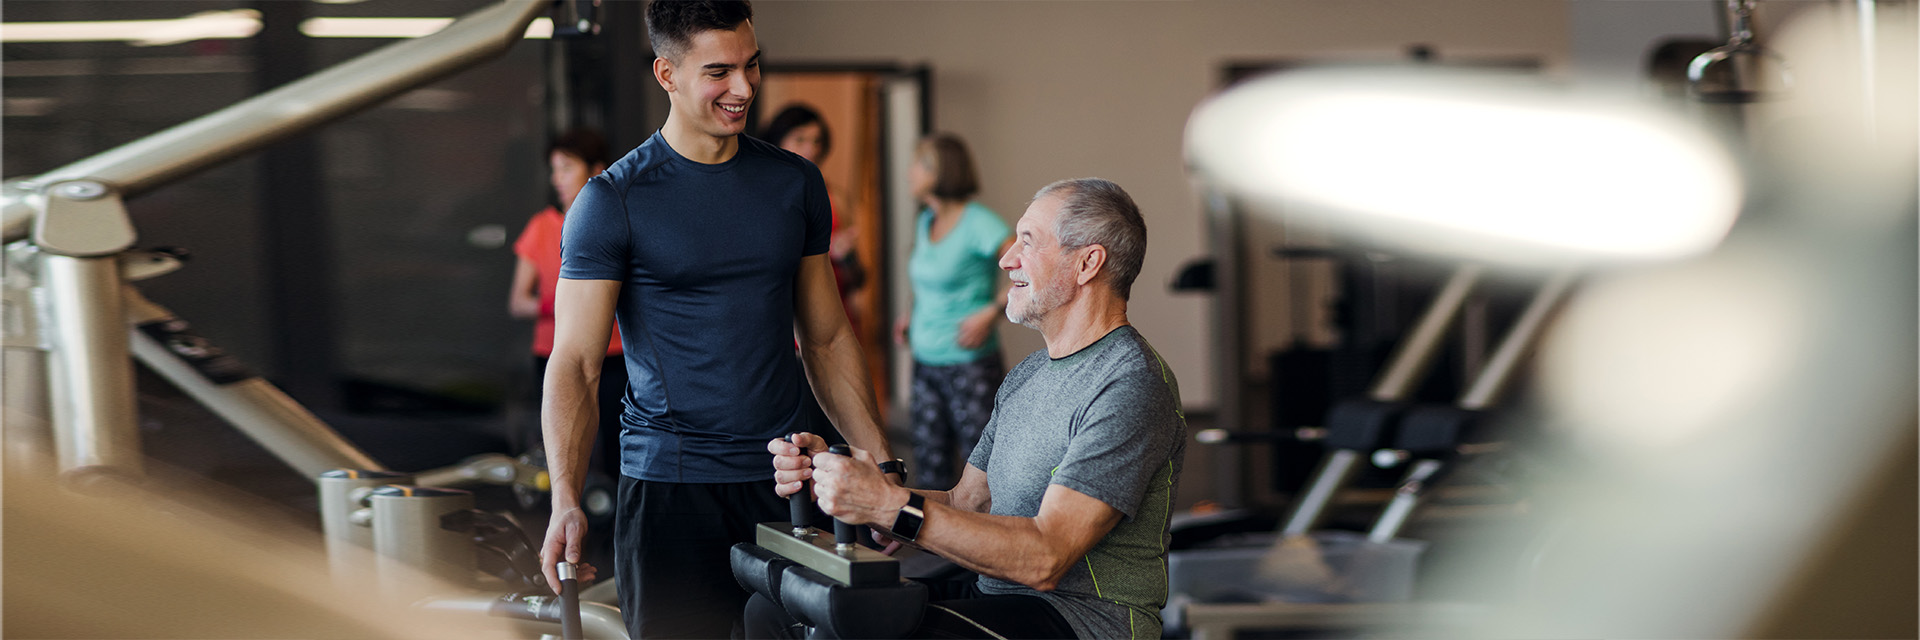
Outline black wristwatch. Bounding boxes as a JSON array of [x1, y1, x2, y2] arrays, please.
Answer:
[[877, 458, 908, 480], [890, 491, 926, 542]]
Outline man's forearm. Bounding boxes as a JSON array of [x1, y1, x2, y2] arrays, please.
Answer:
[[800, 322, 891, 460], [908, 499, 1075, 590], [541, 358, 601, 506]]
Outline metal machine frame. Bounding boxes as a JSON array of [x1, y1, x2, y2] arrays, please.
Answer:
[[1, 2, 623, 636], [2, 0, 545, 482]]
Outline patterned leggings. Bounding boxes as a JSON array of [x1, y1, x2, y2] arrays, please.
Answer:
[[909, 353, 1005, 490]]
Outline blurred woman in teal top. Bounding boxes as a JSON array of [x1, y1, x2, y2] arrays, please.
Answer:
[[894, 133, 1014, 489]]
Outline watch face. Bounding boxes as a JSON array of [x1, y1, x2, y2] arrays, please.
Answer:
[[892, 492, 926, 542]]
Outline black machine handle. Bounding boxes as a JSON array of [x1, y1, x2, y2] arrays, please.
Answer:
[[828, 444, 858, 547], [787, 434, 811, 533], [555, 562, 583, 640]]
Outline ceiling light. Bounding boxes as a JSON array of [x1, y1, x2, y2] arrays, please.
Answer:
[[0, 10, 261, 46], [0, 14, 550, 44], [299, 16, 551, 39]]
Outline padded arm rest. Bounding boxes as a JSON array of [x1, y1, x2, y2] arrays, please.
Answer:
[[780, 564, 928, 639], [731, 544, 796, 607]]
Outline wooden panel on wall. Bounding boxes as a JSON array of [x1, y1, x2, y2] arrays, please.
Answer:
[[760, 73, 890, 423]]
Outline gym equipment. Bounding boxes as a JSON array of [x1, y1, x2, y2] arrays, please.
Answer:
[[2, 0, 551, 485], [1194, 263, 1483, 536], [371, 485, 479, 595], [1172, 269, 1574, 638], [0, 2, 628, 637], [730, 441, 928, 638], [420, 592, 626, 640], [318, 468, 415, 583], [1688, 0, 1793, 103], [1365, 270, 1574, 542], [557, 562, 585, 640], [749, 442, 901, 586]]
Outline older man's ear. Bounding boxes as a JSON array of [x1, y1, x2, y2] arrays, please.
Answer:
[[1075, 245, 1107, 287]]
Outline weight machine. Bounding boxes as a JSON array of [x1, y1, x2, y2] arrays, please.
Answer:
[[2, 1, 618, 636]]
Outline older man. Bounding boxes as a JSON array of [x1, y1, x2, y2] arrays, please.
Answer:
[[757, 178, 1187, 639]]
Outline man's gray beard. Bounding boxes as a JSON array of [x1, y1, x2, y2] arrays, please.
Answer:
[[1007, 279, 1071, 329]]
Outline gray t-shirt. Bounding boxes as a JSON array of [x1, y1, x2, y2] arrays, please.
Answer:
[[969, 325, 1186, 639]]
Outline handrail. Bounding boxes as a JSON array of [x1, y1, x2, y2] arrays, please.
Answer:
[[2, 0, 546, 243]]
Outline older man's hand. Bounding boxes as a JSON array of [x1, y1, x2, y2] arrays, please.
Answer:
[[767, 432, 828, 499], [812, 445, 910, 528]]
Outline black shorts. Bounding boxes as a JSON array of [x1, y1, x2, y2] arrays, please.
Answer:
[[614, 475, 791, 639]]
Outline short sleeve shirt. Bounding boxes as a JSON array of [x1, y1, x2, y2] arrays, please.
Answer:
[[907, 202, 1011, 365], [968, 326, 1187, 639], [560, 132, 831, 482]]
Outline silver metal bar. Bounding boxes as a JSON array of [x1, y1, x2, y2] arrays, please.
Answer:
[[1459, 270, 1576, 411], [371, 486, 476, 595], [1368, 459, 1444, 543], [412, 453, 529, 489], [421, 595, 631, 640], [1369, 265, 1482, 402], [1361, 272, 1575, 540], [1279, 449, 1363, 537], [3, 243, 54, 472], [1728, 0, 1756, 46], [317, 469, 414, 584], [125, 288, 383, 477], [2, 347, 55, 471], [42, 254, 141, 479], [1, 182, 31, 246], [1, 0, 547, 243], [1858, 0, 1878, 138], [1277, 264, 1480, 536], [754, 523, 900, 587]]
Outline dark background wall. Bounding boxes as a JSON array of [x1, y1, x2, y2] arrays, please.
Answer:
[[4, 0, 548, 416]]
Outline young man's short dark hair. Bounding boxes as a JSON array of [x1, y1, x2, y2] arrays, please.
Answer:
[[548, 127, 611, 168], [645, 0, 754, 62]]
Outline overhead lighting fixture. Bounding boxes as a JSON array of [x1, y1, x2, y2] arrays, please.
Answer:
[[0, 14, 550, 45], [1186, 67, 1744, 265], [0, 9, 262, 46], [300, 17, 551, 39]]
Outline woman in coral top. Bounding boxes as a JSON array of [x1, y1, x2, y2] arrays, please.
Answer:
[[509, 128, 626, 475]]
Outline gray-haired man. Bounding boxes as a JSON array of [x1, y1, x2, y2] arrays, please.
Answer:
[[759, 178, 1187, 639]]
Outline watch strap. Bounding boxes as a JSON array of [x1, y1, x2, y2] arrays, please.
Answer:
[[891, 491, 927, 542]]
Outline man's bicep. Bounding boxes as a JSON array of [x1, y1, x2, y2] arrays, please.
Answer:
[[1034, 484, 1123, 553], [551, 278, 621, 358], [950, 464, 991, 512], [792, 254, 844, 342]]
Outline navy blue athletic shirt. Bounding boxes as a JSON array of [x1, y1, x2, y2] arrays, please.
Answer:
[[560, 131, 831, 483]]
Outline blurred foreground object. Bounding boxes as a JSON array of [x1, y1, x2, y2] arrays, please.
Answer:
[[1, 466, 512, 638], [1186, 67, 1744, 266], [1184, 3, 1915, 636]]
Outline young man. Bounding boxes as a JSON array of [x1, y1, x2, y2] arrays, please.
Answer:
[[761, 179, 1187, 639], [536, 2, 899, 637]]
